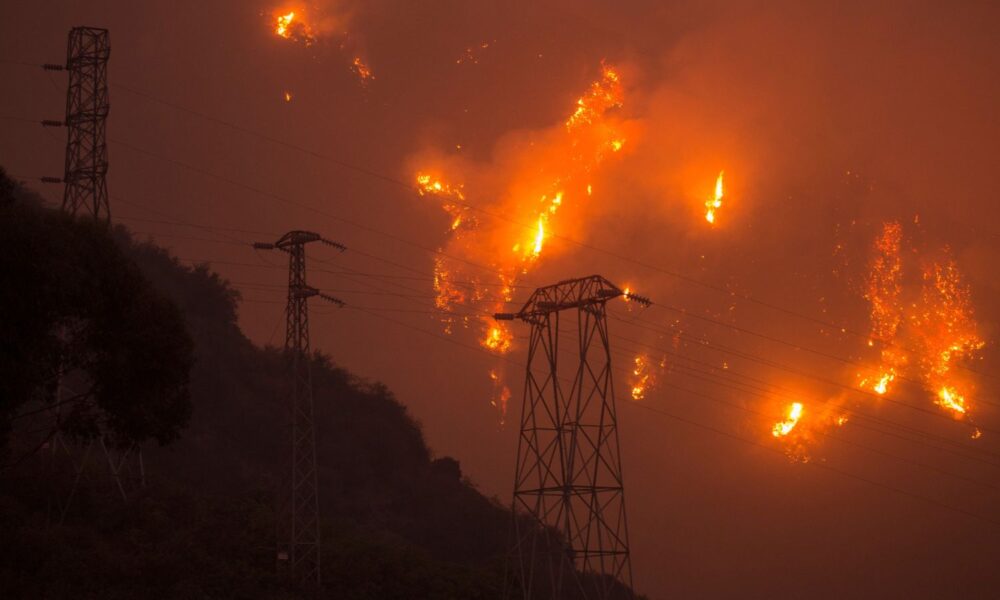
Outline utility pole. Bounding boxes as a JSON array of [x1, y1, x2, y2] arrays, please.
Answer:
[[253, 230, 345, 591], [42, 26, 111, 220], [496, 275, 649, 600]]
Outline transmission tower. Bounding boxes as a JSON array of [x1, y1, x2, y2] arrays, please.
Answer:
[[37, 27, 131, 525], [496, 275, 649, 600], [253, 230, 346, 591], [42, 27, 111, 220]]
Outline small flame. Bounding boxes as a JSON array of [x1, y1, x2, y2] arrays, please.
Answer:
[[531, 217, 546, 257], [352, 56, 374, 83], [628, 354, 662, 401], [872, 371, 894, 395], [705, 171, 724, 224], [630, 355, 650, 400], [284, 91, 293, 102], [275, 11, 295, 38], [273, 10, 315, 45], [772, 402, 803, 438], [936, 386, 968, 416], [489, 369, 512, 424], [483, 324, 513, 353], [565, 64, 623, 131]]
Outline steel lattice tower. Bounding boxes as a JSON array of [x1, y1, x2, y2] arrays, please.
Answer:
[[496, 275, 649, 600], [38, 27, 132, 525], [50, 27, 111, 220], [254, 231, 345, 591]]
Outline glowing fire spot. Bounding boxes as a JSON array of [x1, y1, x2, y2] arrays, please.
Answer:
[[275, 11, 295, 38], [284, 91, 293, 102], [273, 10, 315, 45], [866, 371, 894, 395], [971, 428, 982, 440], [483, 324, 513, 353], [416, 173, 464, 199], [705, 171, 724, 224], [874, 373, 892, 395], [628, 354, 663, 400], [565, 64, 623, 131], [489, 369, 512, 424], [352, 57, 374, 83], [630, 355, 651, 400], [772, 402, 803, 438]]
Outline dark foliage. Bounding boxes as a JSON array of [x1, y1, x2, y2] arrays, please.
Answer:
[[0, 172, 193, 449]]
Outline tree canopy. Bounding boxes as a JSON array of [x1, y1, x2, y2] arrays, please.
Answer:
[[0, 169, 193, 450]]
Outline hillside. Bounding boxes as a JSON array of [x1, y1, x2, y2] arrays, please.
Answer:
[[0, 175, 510, 598], [0, 171, 640, 599]]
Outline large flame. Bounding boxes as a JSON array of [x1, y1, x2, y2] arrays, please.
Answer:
[[914, 257, 984, 418], [414, 63, 627, 355], [859, 222, 905, 396], [860, 223, 983, 421]]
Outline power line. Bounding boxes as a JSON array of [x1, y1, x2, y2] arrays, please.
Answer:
[[607, 312, 1000, 429], [341, 295, 1000, 529], [234, 265, 1000, 473], [627, 400, 1000, 527]]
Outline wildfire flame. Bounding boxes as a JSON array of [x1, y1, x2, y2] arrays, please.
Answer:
[[275, 11, 295, 37], [705, 171, 724, 224], [772, 402, 803, 438], [860, 222, 983, 420], [628, 354, 665, 401], [566, 65, 623, 131], [631, 355, 651, 401], [915, 258, 984, 418], [937, 386, 967, 415], [489, 369, 512, 424], [415, 63, 627, 356], [352, 57, 375, 84], [483, 324, 513, 354], [860, 222, 905, 396], [273, 10, 316, 45], [873, 372, 894, 395], [270, 5, 372, 83]]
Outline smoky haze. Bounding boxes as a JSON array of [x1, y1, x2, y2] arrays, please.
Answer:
[[3, 0, 1000, 597]]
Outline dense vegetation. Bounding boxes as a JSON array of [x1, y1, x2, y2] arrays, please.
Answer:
[[0, 169, 637, 599]]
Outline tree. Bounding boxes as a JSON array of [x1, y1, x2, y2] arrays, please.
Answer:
[[0, 169, 194, 451]]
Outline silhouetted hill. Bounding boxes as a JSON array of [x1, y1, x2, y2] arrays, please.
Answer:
[[0, 171, 639, 599]]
